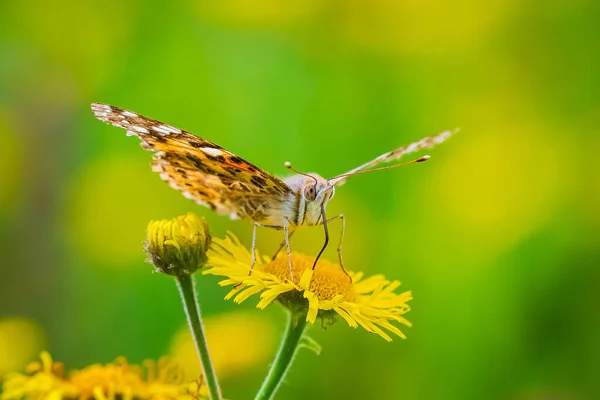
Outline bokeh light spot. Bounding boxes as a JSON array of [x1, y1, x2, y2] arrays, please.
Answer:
[[195, 0, 321, 28], [336, 0, 517, 56], [169, 312, 275, 380], [0, 317, 46, 376], [66, 155, 189, 267], [427, 126, 566, 267]]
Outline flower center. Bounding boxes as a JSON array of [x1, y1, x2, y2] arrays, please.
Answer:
[[264, 253, 353, 301]]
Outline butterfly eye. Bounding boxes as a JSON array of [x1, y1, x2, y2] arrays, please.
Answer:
[[304, 184, 317, 201]]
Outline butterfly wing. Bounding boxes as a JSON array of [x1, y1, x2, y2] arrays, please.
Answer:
[[91, 103, 293, 223], [327, 128, 458, 187]]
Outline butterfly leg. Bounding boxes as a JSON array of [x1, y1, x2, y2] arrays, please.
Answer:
[[235, 222, 261, 290], [271, 228, 296, 260], [247, 221, 260, 276], [327, 214, 351, 281], [235, 222, 262, 289], [283, 216, 294, 281]]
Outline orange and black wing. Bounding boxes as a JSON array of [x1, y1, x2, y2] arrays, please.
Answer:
[[91, 103, 292, 218]]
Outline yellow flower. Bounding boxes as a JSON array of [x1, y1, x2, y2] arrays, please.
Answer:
[[204, 234, 413, 341], [145, 213, 211, 276], [1, 352, 208, 400]]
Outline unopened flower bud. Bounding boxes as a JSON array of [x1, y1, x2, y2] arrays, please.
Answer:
[[145, 213, 211, 276]]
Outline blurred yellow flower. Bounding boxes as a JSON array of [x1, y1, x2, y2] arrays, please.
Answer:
[[145, 213, 211, 276], [204, 235, 412, 341], [1, 352, 208, 400], [0, 318, 46, 376], [169, 312, 276, 380]]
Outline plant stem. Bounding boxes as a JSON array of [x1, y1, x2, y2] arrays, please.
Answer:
[[255, 311, 308, 400], [175, 274, 222, 400]]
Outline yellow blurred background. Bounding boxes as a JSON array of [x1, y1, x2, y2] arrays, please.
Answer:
[[1, 0, 598, 398]]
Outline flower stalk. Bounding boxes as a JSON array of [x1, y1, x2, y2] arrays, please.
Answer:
[[145, 213, 221, 399], [175, 274, 222, 400], [255, 311, 308, 400]]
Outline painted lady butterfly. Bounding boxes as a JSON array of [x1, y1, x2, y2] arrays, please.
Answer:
[[91, 103, 456, 278]]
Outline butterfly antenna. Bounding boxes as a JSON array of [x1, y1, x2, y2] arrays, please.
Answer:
[[285, 161, 318, 185], [329, 155, 430, 183]]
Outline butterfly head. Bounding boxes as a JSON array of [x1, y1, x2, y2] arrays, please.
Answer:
[[302, 175, 336, 226], [284, 163, 336, 226]]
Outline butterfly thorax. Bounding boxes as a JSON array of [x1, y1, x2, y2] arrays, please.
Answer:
[[282, 174, 335, 227]]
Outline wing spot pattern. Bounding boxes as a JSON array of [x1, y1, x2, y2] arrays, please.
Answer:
[[160, 125, 181, 134], [200, 147, 223, 157], [132, 126, 149, 134], [152, 126, 170, 135]]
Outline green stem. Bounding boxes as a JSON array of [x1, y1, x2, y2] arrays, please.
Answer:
[[255, 311, 308, 400], [175, 274, 222, 400]]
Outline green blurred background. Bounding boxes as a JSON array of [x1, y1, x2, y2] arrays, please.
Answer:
[[1, 0, 599, 399]]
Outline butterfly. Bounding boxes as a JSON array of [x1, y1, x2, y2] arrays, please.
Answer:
[[91, 103, 456, 279]]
